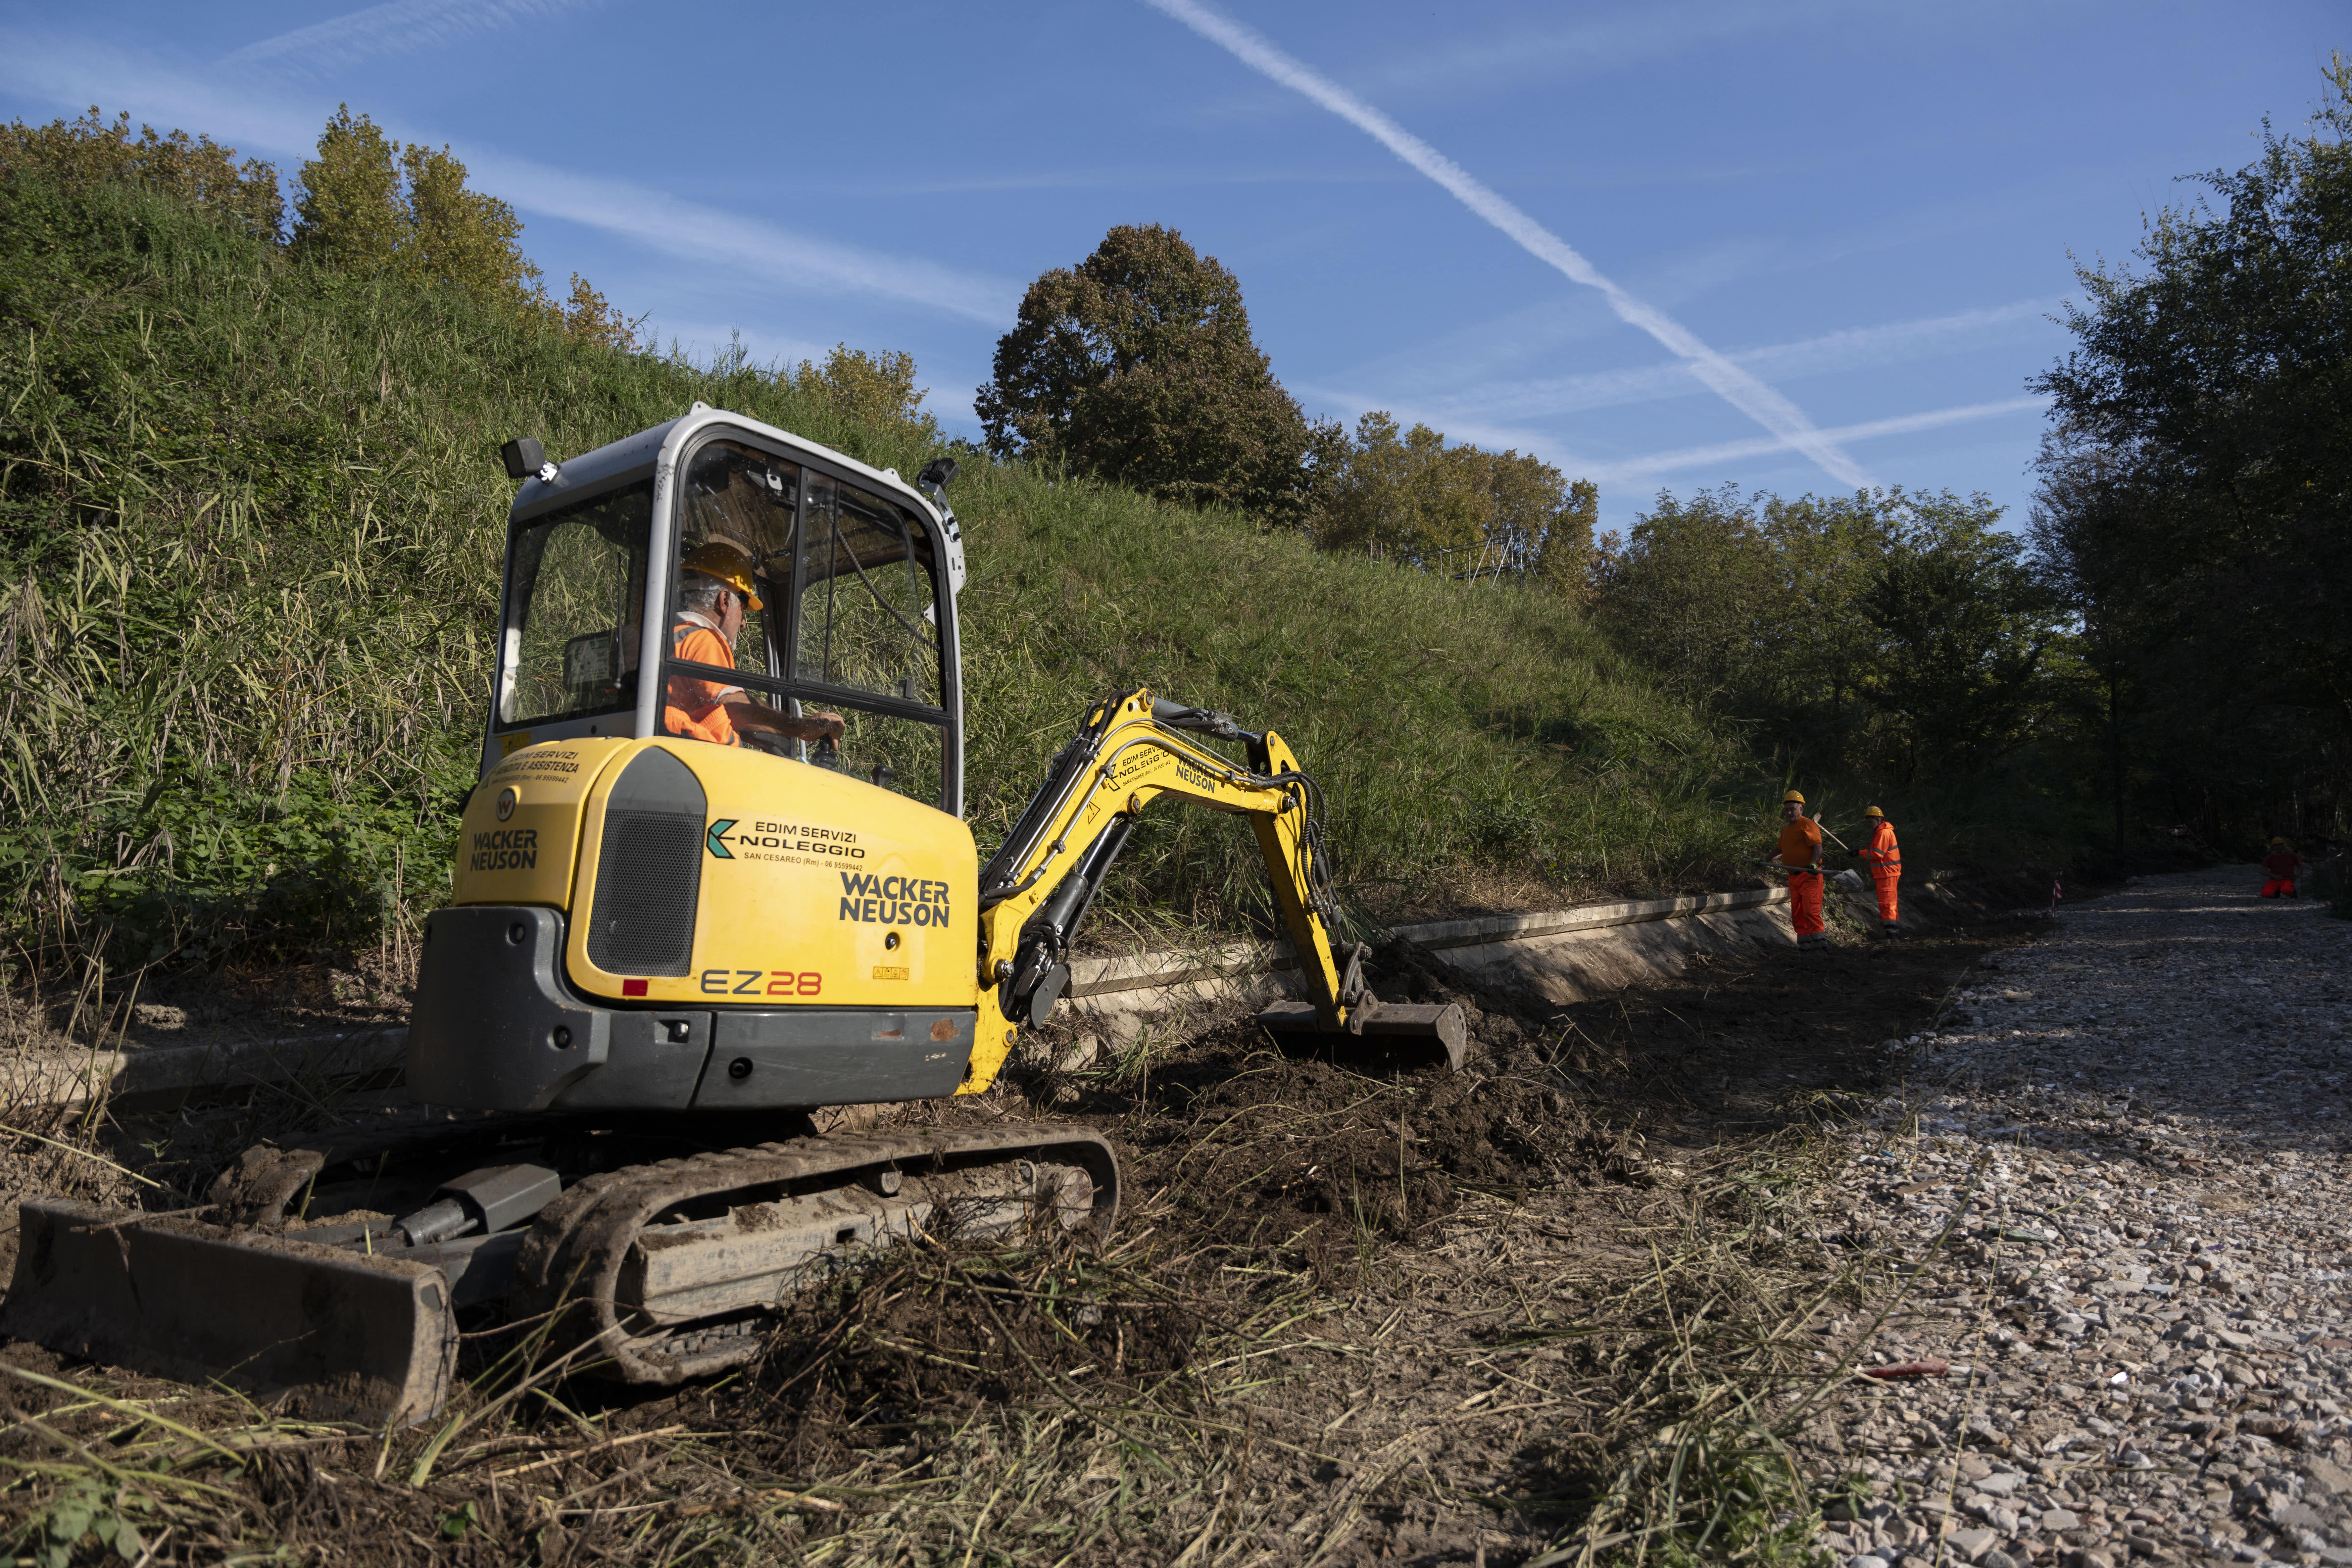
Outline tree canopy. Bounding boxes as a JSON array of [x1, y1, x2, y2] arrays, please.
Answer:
[[291, 106, 540, 308], [2029, 54, 2352, 845], [0, 107, 282, 242], [1313, 412, 1594, 591], [1594, 486, 2057, 788], [976, 224, 1324, 524], [2, 104, 636, 349]]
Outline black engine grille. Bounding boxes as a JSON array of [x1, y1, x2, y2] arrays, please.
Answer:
[[584, 748, 706, 977]]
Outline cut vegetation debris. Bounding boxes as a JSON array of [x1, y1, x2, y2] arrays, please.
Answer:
[[2, 909, 2038, 1564]]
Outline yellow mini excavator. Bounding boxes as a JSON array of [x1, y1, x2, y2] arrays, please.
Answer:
[[2, 407, 1465, 1425]]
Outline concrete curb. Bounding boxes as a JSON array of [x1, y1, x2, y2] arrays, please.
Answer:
[[1066, 886, 1790, 1002], [2, 1029, 408, 1116], [2, 880, 1974, 1108]]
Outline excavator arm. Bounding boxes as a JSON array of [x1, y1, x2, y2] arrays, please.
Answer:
[[960, 689, 1466, 1093]]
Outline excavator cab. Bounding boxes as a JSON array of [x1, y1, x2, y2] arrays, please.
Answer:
[[490, 413, 962, 812]]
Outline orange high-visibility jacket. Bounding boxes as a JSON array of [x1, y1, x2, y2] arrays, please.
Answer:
[[1777, 817, 1822, 870], [1861, 819, 1901, 876], [663, 616, 741, 746]]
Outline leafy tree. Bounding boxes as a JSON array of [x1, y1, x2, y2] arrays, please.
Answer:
[[1590, 484, 1775, 707], [559, 273, 644, 351], [2029, 54, 2352, 845], [1595, 485, 2058, 785], [291, 105, 543, 307], [400, 140, 536, 302], [289, 106, 406, 274], [0, 107, 282, 241], [977, 224, 1323, 522], [1533, 478, 1599, 596], [1316, 412, 1593, 588], [793, 343, 941, 442], [1860, 500, 2056, 786], [3, 106, 630, 343]]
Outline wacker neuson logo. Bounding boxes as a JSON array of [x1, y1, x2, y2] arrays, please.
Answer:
[[468, 828, 538, 872], [837, 872, 951, 927]]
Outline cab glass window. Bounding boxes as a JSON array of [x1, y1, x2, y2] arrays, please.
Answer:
[[500, 483, 651, 728], [797, 474, 941, 705], [672, 440, 799, 676], [663, 441, 800, 746]]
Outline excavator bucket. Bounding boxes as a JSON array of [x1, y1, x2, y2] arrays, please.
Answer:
[[2, 1198, 458, 1426], [1255, 998, 1471, 1073]]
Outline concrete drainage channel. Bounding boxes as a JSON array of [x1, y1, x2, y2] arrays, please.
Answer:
[[1067, 879, 1983, 1039], [0, 879, 1977, 1113]]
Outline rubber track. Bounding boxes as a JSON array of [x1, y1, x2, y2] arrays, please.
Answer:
[[506, 1125, 1120, 1383]]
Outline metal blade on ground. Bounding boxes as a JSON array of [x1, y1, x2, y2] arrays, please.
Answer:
[[1255, 999, 1470, 1072], [2, 1197, 458, 1426]]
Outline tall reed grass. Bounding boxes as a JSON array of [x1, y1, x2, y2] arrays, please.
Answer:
[[0, 174, 1760, 979]]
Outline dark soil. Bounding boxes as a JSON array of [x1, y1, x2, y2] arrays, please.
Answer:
[[0, 908, 2048, 1567]]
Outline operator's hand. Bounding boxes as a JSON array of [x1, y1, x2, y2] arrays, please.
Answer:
[[725, 701, 847, 743], [797, 709, 847, 743]]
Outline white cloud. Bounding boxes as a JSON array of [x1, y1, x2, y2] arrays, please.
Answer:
[[1347, 0, 1882, 102], [1293, 385, 2047, 492], [1141, 0, 1879, 492], [461, 151, 1015, 324], [0, 33, 1013, 324], [0, 32, 331, 155], [222, 0, 595, 75]]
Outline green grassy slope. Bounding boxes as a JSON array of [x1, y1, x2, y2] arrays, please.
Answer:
[[0, 177, 1758, 972]]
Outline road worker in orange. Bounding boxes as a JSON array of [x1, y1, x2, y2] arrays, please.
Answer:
[[1775, 789, 1827, 951], [665, 542, 845, 749], [1858, 805, 1902, 936], [2260, 838, 2303, 899]]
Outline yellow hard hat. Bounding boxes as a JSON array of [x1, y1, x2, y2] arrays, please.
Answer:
[[1782, 790, 1805, 804], [2270, 837, 2288, 848], [681, 541, 764, 612], [1864, 806, 1884, 818]]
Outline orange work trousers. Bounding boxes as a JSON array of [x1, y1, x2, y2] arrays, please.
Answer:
[[2261, 879, 2297, 898], [1789, 871, 1825, 938], [1874, 871, 1901, 923]]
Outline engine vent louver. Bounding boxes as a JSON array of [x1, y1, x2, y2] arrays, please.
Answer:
[[585, 748, 706, 978]]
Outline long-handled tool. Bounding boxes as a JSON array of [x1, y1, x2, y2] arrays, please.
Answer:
[[1755, 859, 1867, 893]]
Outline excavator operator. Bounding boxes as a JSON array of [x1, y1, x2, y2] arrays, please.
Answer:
[[665, 542, 846, 749], [1776, 789, 1827, 951]]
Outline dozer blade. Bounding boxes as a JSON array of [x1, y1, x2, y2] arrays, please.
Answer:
[[2, 1198, 457, 1427], [1255, 999, 1471, 1073]]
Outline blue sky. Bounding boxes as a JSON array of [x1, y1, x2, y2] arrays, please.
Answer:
[[2, 0, 2341, 530]]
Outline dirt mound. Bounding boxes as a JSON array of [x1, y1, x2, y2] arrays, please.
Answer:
[[1055, 936, 1637, 1285]]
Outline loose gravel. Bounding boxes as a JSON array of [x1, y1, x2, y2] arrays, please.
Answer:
[[1793, 867, 2352, 1568]]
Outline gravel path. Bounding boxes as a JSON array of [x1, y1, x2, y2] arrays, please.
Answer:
[[1796, 867, 2352, 1568]]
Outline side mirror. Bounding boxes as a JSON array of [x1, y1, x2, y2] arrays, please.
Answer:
[[500, 437, 545, 480], [501, 437, 558, 483], [916, 456, 959, 496]]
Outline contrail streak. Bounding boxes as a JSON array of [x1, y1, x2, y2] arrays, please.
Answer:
[[1140, 0, 1878, 491], [1600, 397, 2047, 481]]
